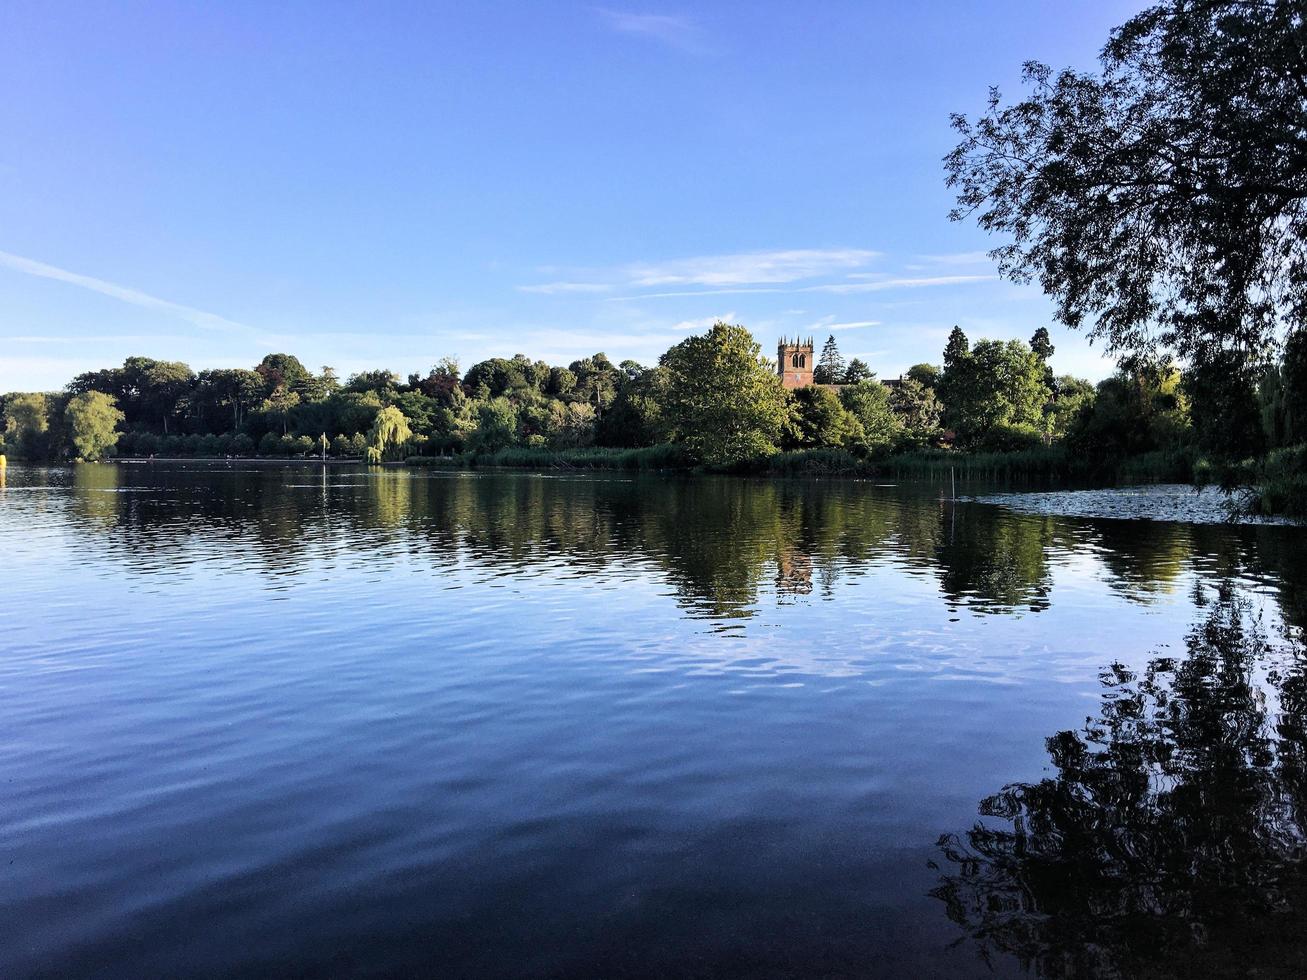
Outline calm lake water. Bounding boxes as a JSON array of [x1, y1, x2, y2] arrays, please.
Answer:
[[4, 462, 1307, 978]]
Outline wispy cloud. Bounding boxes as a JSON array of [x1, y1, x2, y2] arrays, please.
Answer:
[[608, 286, 784, 301], [522, 247, 880, 296], [628, 248, 877, 287], [516, 281, 614, 295], [671, 312, 736, 332], [0, 250, 254, 334], [902, 251, 997, 272], [0, 333, 179, 344], [595, 9, 707, 53], [827, 320, 881, 331], [804, 314, 882, 333], [914, 251, 993, 266], [810, 274, 995, 294]]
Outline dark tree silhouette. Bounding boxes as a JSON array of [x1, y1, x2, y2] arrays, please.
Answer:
[[947, 0, 1307, 453]]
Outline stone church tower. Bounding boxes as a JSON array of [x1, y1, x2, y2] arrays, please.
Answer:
[[777, 337, 814, 389]]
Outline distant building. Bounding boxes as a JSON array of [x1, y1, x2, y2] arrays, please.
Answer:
[[776, 336, 904, 390], [777, 337, 814, 389]]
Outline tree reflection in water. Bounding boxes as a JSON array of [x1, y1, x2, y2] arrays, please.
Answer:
[[932, 583, 1307, 978]]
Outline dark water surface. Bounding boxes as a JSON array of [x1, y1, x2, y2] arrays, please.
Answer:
[[4, 463, 1307, 978]]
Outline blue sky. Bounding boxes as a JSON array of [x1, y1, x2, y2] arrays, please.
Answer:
[[0, 1, 1143, 392]]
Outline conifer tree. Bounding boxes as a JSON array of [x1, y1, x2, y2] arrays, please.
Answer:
[[814, 334, 846, 384]]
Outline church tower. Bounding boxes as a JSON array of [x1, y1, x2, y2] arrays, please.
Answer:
[[777, 337, 814, 389]]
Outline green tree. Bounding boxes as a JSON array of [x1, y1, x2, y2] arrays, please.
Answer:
[[412, 358, 464, 406], [552, 402, 597, 449], [467, 397, 518, 453], [943, 326, 969, 368], [1029, 326, 1054, 362], [785, 385, 865, 450], [545, 366, 577, 399], [598, 364, 668, 447], [463, 357, 530, 398], [660, 323, 789, 465], [255, 353, 311, 396], [906, 362, 941, 390], [2, 392, 53, 460], [63, 391, 124, 461], [890, 377, 943, 446], [814, 334, 846, 385], [346, 369, 402, 396], [196, 368, 264, 431], [260, 385, 301, 435], [843, 358, 874, 384], [142, 360, 195, 434], [1045, 375, 1096, 441], [568, 353, 620, 410], [1030, 325, 1056, 391], [941, 336, 1049, 447], [1068, 358, 1191, 461], [365, 405, 413, 463], [839, 380, 902, 451]]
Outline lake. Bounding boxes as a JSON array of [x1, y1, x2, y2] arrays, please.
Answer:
[[3, 462, 1307, 977]]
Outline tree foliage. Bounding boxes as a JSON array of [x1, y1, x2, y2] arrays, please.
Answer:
[[660, 322, 788, 465], [786, 385, 865, 450], [2, 392, 54, 460], [64, 391, 124, 461], [843, 358, 874, 384], [890, 378, 943, 446], [839, 380, 901, 451], [365, 406, 413, 463], [940, 336, 1050, 448], [947, 0, 1307, 433], [814, 334, 847, 385]]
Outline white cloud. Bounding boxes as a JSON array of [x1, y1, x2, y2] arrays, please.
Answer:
[[810, 274, 995, 294], [516, 281, 614, 295], [913, 251, 994, 266], [826, 320, 881, 331], [0, 250, 254, 334], [607, 286, 784, 301], [595, 9, 707, 53], [524, 248, 881, 298], [627, 248, 878, 287], [670, 313, 736, 331]]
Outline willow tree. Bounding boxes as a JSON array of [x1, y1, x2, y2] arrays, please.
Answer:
[[365, 405, 412, 463], [64, 391, 124, 461]]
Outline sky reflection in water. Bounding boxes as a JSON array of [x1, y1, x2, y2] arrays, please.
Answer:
[[2, 463, 1305, 977]]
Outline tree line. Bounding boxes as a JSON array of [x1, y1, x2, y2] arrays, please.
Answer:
[[5, 319, 1304, 474]]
